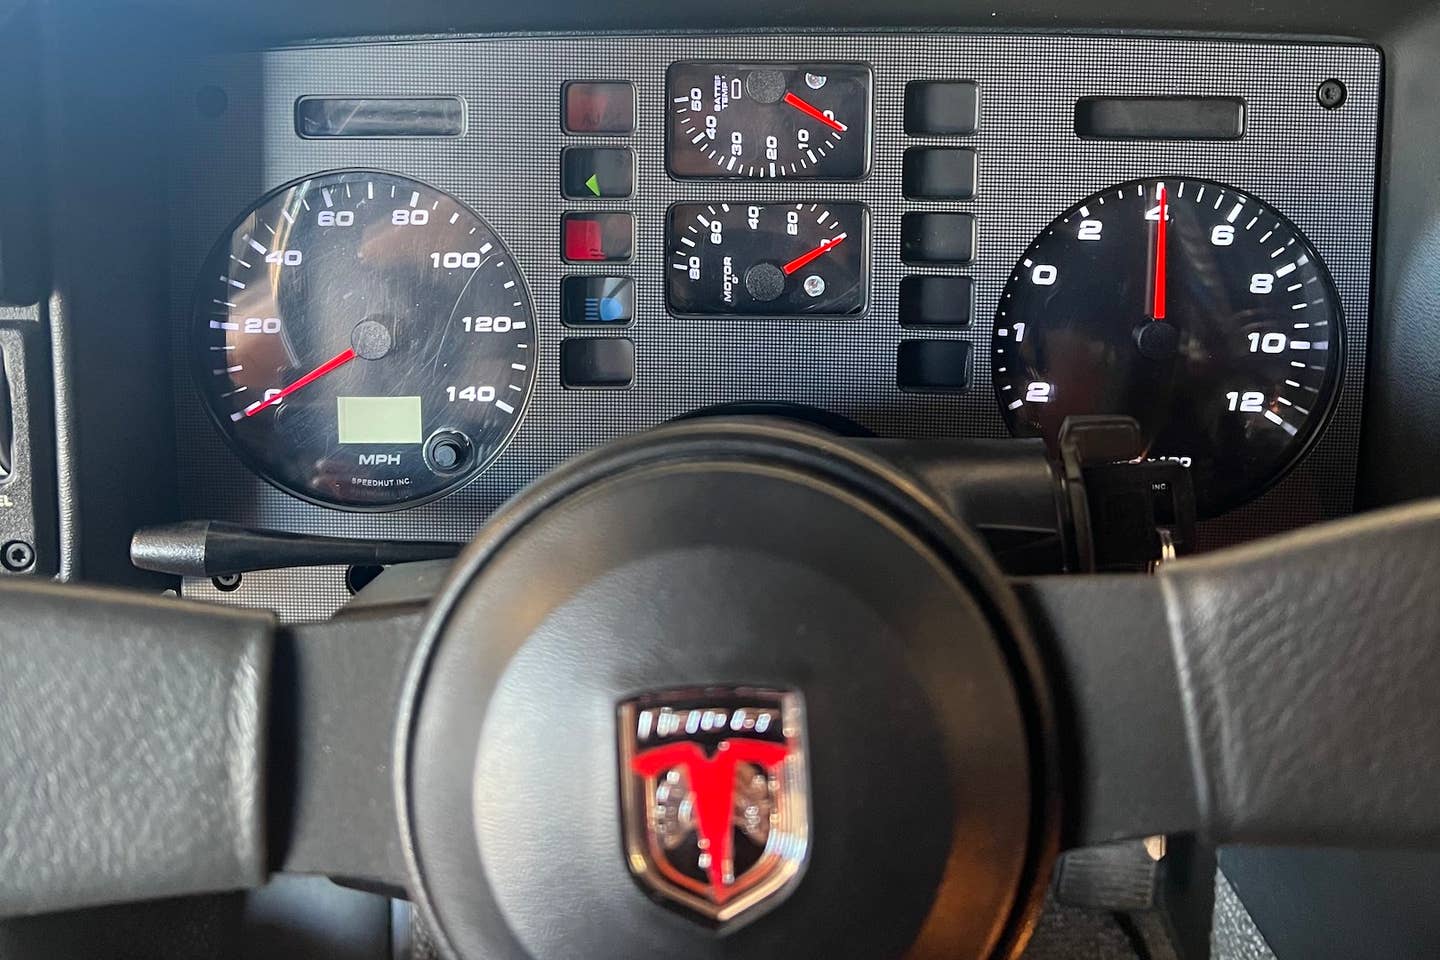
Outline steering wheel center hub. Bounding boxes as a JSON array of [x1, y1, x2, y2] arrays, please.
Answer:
[[398, 421, 1053, 960]]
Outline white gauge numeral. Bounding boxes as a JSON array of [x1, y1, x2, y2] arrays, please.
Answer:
[[243, 316, 281, 334], [461, 315, 512, 333], [765, 135, 779, 161], [264, 249, 302, 265], [1249, 273, 1274, 294], [1248, 332, 1288, 354], [1026, 381, 1053, 403], [704, 114, 718, 140], [1031, 264, 1058, 286], [687, 255, 701, 280], [1226, 391, 1266, 412], [431, 251, 482, 269], [689, 86, 703, 111], [317, 210, 354, 227], [392, 209, 429, 226], [446, 385, 497, 403], [1013, 322, 1026, 343], [731, 131, 744, 156], [1076, 220, 1103, 241], [1210, 224, 1235, 246], [786, 209, 800, 236]]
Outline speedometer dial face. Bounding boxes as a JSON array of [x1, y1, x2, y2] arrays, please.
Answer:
[[993, 178, 1343, 517], [667, 62, 870, 180], [193, 170, 536, 511]]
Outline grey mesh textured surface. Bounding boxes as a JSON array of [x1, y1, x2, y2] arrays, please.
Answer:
[[169, 35, 1378, 578]]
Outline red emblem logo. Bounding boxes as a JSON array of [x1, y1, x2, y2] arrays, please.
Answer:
[[617, 688, 809, 925]]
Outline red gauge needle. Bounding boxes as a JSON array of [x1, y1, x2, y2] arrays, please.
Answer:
[[782, 232, 848, 275], [1152, 184, 1169, 320], [782, 92, 847, 133], [243, 347, 357, 418]]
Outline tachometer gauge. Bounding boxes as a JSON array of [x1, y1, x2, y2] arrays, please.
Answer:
[[667, 62, 871, 180], [667, 202, 868, 317], [193, 170, 536, 511], [992, 177, 1343, 517]]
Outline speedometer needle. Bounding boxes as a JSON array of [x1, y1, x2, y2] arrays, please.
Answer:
[[782, 233, 848, 275], [782, 92, 847, 133], [243, 347, 357, 418], [1152, 184, 1168, 320]]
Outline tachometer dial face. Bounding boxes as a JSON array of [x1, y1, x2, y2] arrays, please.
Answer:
[[667, 202, 868, 317], [666, 62, 871, 180], [193, 170, 536, 511], [993, 178, 1343, 517]]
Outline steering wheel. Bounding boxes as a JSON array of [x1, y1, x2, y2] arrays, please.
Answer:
[[2, 418, 1436, 960]]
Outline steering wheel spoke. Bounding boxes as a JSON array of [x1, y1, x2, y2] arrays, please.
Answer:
[[1025, 500, 1440, 852]]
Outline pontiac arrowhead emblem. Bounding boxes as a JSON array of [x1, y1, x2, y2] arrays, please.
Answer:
[[617, 688, 809, 926]]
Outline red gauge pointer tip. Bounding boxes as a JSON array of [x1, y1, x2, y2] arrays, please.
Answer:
[[782, 232, 848, 276], [1152, 185, 1168, 320], [243, 347, 357, 418], [782, 92, 847, 133]]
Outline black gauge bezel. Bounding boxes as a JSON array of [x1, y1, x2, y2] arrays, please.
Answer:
[[664, 60, 874, 182], [663, 201, 872, 319], [189, 167, 538, 513], [991, 175, 1347, 518]]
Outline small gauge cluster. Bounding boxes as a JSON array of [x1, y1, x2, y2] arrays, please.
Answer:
[[185, 44, 1366, 525]]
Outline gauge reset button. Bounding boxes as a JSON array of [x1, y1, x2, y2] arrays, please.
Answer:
[[424, 431, 474, 475]]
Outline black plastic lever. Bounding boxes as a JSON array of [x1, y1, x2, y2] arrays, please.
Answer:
[[130, 520, 461, 578]]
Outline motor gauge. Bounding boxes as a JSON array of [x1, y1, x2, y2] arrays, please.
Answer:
[[667, 62, 870, 180], [992, 177, 1343, 517], [667, 202, 868, 317], [193, 170, 536, 511]]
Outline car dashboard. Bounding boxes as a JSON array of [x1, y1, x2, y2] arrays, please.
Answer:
[[145, 33, 1381, 618], [1, 1, 1438, 959]]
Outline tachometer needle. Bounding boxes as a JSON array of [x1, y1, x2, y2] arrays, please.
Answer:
[[782, 92, 847, 133], [243, 347, 357, 418], [1152, 184, 1168, 320], [782, 233, 848, 275]]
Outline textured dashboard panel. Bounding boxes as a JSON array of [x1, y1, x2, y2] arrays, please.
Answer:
[[169, 34, 1378, 611]]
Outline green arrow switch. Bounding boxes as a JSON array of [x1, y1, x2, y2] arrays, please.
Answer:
[[584, 174, 601, 197]]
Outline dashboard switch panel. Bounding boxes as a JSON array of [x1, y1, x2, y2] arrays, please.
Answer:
[[899, 277, 974, 328], [902, 212, 976, 264], [561, 338, 635, 388], [898, 339, 973, 392], [905, 81, 979, 136], [563, 81, 635, 134], [903, 147, 978, 199]]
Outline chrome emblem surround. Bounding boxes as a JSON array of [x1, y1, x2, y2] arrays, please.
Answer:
[[617, 687, 810, 926]]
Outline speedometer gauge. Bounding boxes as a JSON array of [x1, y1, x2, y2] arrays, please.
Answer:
[[992, 178, 1343, 517], [193, 170, 536, 511]]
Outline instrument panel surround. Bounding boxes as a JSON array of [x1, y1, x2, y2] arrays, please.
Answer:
[[168, 33, 1378, 564]]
